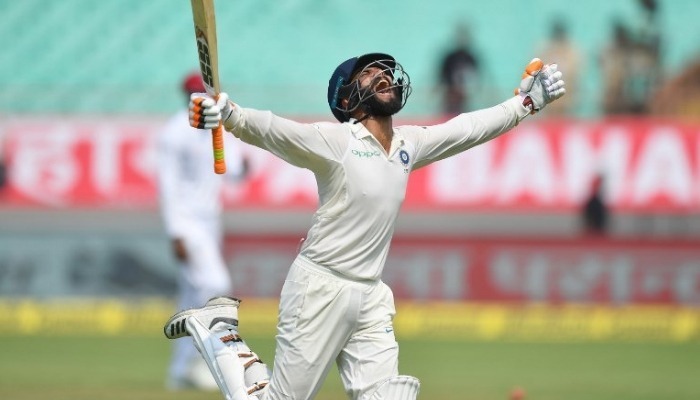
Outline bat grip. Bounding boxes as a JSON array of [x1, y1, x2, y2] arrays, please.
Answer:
[[211, 94, 226, 174], [212, 124, 226, 174]]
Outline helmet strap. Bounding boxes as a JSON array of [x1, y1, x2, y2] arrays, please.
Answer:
[[353, 108, 372, 124]]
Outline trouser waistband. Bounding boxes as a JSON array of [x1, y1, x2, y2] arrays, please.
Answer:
[[293, 255, 380, 286]]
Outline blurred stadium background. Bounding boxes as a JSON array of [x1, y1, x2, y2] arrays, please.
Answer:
[[1, 0, 699, 399]]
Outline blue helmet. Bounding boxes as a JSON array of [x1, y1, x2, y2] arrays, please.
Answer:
[[327, 53, 411, 122]]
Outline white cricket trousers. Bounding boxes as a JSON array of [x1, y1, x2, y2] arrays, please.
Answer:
[[264, 255, 399, 400]]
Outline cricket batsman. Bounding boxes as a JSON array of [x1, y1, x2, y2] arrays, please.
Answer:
[[163, 53, 565, 400]]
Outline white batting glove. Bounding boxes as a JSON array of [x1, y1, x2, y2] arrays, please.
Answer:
[[189, 92, 234, 130], [515, 58, 566, 114]]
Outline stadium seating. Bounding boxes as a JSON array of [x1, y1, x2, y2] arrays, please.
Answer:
[[1, 0, 699, 117]]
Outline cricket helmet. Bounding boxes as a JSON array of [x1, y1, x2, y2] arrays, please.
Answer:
[[327, 52, 412, 122]]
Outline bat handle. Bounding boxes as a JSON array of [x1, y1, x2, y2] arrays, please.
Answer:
[[211, 93, 226, 174], [212, 123, 226, 174]]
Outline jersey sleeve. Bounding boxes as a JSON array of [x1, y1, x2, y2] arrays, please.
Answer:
[[225, 106, 347, 172], [407, 96, 531, 170]]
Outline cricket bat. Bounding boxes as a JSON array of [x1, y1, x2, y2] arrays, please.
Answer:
[[190, 0, 226, 174]]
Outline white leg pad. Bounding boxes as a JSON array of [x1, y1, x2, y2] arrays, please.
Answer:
[[368, 375, 420, 400], [220, 337, 270, 397], [186, 316, 250, 400]]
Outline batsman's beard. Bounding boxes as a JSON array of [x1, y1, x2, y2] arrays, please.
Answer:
[[362, 86, 403, 117]]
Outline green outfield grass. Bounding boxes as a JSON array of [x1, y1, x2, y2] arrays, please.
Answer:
[[0, 335, 698, 400]]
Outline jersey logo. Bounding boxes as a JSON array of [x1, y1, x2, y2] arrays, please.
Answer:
[[351, 149, 380, 158], [399, 150, 410, 173]]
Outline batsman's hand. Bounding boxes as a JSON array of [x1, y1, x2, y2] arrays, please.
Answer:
[[514, 58, 566, 114], [189, 92, 234, 130]]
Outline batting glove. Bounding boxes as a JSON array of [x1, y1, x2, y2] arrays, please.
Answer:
[[189, 92, 234, 130], [514, 58, 566, 114]]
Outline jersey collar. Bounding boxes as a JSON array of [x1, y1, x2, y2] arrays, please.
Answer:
[[348, 118, 372, 139], [348, 120, 406, 156]]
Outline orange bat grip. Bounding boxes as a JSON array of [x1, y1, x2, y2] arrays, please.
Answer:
[[212, 124, 226, 174], [212, 95, 226, 174]]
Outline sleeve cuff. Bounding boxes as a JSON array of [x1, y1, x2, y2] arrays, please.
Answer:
[[505, 95, 533, 123], [223, 103, 244, 133]]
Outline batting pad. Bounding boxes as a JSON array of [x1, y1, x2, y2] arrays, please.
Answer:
[[368, 375, 420, 400], [186, 316, 250, 400]]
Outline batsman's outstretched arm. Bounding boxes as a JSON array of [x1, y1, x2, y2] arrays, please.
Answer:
[[188, 92, 345, 172], [408, 57, 567, 170]]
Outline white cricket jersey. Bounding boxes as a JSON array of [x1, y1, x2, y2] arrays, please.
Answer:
[[157, 110, 244, 238], [227, 96, 530, 281]]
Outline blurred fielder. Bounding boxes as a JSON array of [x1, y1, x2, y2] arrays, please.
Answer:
[[158, 72, 247, 390], [164, 54, 565, 399]]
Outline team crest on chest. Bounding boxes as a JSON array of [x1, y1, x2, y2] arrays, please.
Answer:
[[399, 150, 410, 173]]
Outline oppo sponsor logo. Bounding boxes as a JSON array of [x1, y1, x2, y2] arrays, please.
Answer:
[[352, 149, 380, 158]]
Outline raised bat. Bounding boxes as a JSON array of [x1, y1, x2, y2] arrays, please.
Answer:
[[190, 0, 226, 174]]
